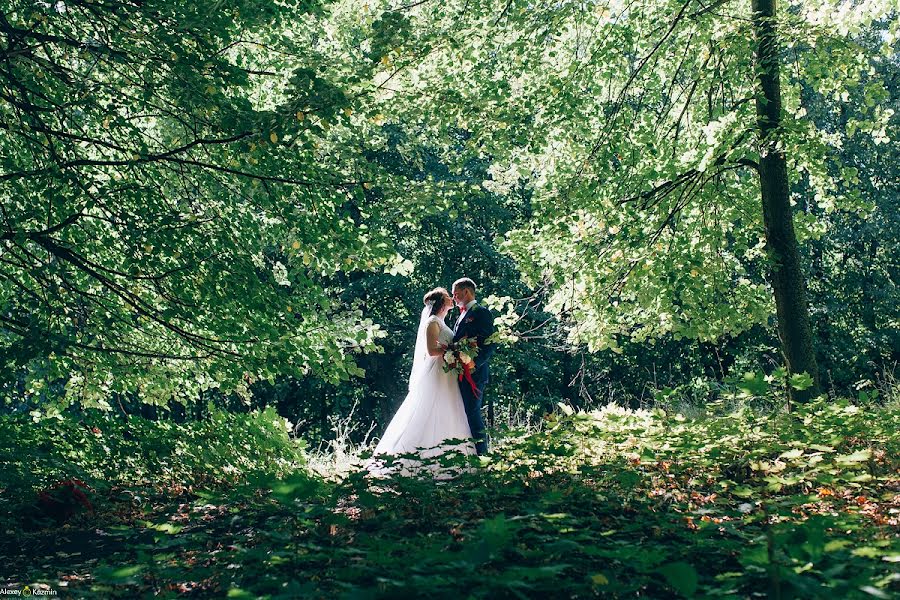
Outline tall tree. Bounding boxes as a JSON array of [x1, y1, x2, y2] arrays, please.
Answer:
[[751, 0, 820, 399]]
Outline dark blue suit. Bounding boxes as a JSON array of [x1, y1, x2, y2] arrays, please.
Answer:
[[453, 303, 495, 455]]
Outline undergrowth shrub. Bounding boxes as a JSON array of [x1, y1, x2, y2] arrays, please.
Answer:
[[0, 406, 305, 525]]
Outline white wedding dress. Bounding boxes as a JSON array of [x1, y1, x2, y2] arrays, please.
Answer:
[[367, 309, 476, 478]]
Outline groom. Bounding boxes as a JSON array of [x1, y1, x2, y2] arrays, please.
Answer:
[[452, 277, 495, 455]]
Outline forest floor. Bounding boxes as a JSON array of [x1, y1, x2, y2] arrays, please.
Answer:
[[1, 400, 898, 599]]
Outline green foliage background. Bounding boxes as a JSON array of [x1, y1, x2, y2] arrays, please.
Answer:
[[0, 0, 896, 439], [0, 2, 898, 597]]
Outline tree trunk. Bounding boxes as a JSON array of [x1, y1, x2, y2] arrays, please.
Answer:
[[751, 0, 821, 402]]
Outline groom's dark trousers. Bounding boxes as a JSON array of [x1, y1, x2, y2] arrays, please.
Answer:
[[453, 304, 495, 455]]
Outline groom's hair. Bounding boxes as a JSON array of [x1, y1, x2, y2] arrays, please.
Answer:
[[452, 277, 476, 295]]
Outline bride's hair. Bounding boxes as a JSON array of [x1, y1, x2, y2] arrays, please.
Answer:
[[423, 287, 450, 316]]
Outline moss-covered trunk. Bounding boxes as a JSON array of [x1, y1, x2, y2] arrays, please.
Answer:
[[752, 0, 821, 401]]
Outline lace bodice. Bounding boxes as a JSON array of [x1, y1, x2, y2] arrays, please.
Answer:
[[427, 316, 454, 345]]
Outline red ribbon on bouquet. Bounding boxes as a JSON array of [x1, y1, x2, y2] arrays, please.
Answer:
[[460, 361, 480, 399]]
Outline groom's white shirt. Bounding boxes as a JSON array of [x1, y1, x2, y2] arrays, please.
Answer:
[[455, 299, 478, 332]]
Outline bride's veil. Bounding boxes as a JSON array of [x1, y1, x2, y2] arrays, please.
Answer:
[[409, 303, 433, 391]]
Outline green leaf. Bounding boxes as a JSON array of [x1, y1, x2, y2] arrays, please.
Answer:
[[779, 448, 804, 460], [859, 586, 891, 599], [824, 540, 853, 552], [657, 562, 698, 597], [835, 449, 871, 464], [731, 486, 755, 498], [735, 371, 769, 396], [95, 564, 145, 583], [790, 372, 815, 391], [809, 445, 835, 452]]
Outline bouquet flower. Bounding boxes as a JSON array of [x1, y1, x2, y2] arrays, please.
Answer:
[[442, 337, 480, 397]]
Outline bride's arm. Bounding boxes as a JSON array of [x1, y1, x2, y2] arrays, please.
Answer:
[[426, 321, 444, 357]]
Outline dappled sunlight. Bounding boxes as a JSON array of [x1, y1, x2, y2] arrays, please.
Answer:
[[2, 397, 897, 597], [0, 0, 897, 597]]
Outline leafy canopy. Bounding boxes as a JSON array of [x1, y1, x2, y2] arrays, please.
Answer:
[[347, 0, 897, 352]]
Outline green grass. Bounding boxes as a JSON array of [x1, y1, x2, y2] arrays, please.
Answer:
[[0, 399, 897, 599]]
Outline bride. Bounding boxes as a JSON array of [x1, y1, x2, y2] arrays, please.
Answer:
[[367, 287, 476, 477]]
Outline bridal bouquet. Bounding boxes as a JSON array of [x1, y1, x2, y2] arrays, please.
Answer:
[[442, 337, 480, 397]]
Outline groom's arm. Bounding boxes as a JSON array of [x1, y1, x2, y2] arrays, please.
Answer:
[[473, 308, 495, 368]]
